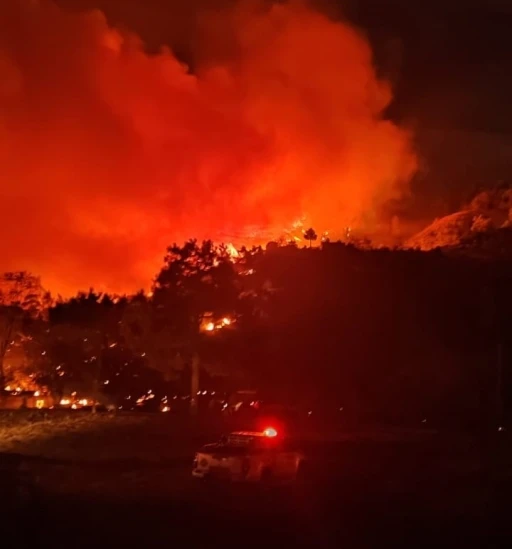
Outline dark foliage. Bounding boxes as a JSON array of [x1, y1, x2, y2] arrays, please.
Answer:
[[15, 240, 512, 430]]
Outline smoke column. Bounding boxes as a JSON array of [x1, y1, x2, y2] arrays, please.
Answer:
[[0, 0, 416, 294]]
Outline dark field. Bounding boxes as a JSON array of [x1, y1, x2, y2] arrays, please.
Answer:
[[1, 412, 511, 549]]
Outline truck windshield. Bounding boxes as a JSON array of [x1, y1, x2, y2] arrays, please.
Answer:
[[226, 435, 255, 446]]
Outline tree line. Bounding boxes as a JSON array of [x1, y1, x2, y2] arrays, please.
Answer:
[[1, 236, 511, 428]]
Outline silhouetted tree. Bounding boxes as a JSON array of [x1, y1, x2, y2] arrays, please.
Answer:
[[153, 240, 239, 413], [0, 272, 50, 386], [49, 291, 125, 412], [24, 322, 87, 403], [303, 228, 318, 248], [121, 292, 184, 383]]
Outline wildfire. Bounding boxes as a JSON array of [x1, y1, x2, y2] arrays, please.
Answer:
[[59, 397, 91, 408], [0, 2, 416, 295], [201, 312, 235, 334], [225, 244, 239, 258]]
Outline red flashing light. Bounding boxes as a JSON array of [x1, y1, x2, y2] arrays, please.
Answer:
[[263, 427, 278, 438]]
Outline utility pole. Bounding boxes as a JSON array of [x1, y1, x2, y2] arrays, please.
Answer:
[[190, 352, 200, 415], [92, 332, 106, 414]]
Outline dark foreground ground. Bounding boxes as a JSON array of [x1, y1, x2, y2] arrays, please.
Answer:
[[0, 413, 511, 549]]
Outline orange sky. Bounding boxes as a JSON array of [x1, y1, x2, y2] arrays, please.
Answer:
[[0, 1, 416, 295]]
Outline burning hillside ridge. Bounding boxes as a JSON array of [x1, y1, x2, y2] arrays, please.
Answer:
[[406, 184, 512, 252], [0, 1, 416, 294]]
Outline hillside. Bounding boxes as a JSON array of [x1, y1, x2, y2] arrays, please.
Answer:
[[406, 186, 512, 252]]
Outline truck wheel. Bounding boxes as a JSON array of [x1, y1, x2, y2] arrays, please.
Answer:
[[201, 475, 222, 495]]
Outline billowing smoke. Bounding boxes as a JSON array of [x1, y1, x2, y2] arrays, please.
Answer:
[[0, 0, 416, 294]]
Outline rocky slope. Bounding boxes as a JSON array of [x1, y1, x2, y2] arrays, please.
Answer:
[[406, 186, 512, 252]]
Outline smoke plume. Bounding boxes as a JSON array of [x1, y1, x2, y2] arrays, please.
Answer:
[[0, 0, 416, 294]]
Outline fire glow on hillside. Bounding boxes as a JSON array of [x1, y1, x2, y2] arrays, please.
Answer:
[[0, 1, 417, 294]]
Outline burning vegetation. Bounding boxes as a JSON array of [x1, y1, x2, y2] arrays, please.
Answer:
[[406, 185, 512, 252]]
